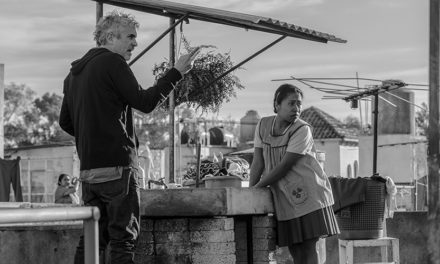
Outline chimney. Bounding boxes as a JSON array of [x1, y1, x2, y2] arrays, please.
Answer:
[[239, 110, 260, 143], [377, 89, 415, 135]]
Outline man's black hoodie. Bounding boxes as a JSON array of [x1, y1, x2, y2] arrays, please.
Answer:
[[60, 48, 182, 170]]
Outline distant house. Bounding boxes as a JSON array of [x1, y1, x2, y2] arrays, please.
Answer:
[[5, 143, 78, 203], [228, 107, 359, 179], [301, 106, 359, 178], [4, 142, 166, 202]]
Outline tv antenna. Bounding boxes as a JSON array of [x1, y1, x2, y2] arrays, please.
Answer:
[[272, 74, 428, 176]]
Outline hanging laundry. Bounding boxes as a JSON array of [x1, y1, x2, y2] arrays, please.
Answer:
[[0, 157, 23, 202]]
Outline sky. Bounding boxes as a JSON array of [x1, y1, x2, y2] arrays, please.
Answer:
[[0, 0, 429, 124]]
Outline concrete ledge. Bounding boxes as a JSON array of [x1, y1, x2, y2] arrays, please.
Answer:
[[140, 187, 274, 217]]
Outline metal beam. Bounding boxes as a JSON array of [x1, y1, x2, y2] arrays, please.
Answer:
[[373, 93, 379, 175], [168, 17, 176, 183], [128, 14, 189, 66], [200, 35, 286, 91]]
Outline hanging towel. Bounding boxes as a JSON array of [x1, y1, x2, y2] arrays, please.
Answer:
[[0, 157, 23, 202], [384, 176, 398, 218], [371, 174, 397, 218], [328, 176, 368, 213]]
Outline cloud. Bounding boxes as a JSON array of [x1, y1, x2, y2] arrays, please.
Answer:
[[368, 0, 411, 8], [371, 67, 428, 83], [228, 0, 324, 14], [0, 0, 429, 121]]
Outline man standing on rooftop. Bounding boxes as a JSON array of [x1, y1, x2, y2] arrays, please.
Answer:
[[59, 10, 200, 264]]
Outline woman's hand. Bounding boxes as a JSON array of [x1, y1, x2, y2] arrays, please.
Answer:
[[71, 177, 80, 190]]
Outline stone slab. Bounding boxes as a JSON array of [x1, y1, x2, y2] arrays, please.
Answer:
[[140, 187, 274, 217]]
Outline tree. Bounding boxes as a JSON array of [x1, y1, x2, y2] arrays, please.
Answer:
[[3, 83, 67, 148], [415, 102, 428, 136], [34, 92, 63, 123], [343, 115, 361, 130], [33, 92, 70, 144], [4, 83, 37, 147]]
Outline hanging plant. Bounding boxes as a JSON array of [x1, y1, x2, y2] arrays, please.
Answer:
[[152, 37, 244, 113]]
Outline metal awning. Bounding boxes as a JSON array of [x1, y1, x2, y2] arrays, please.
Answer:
[[95, 0, 347, 43], [92, 0, 347, 185]]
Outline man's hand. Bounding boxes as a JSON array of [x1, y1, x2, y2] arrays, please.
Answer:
[[174, 47, 201, 75]]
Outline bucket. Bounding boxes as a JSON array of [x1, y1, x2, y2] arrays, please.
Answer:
[[334, 178, 386, 240]]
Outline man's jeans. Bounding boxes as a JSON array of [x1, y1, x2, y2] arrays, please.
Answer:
[[74, 168, 140, 264]]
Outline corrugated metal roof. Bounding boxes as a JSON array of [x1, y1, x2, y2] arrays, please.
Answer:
[[95, 0, 347, 43], [301, 106, 358, 140]]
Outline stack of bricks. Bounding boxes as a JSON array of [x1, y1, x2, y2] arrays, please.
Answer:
[[135, 217, 236, 264], [235, 215, 277, 264]]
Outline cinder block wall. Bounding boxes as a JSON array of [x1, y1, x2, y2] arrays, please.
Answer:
[[135, 217, 236, 264], [135, 215, 277, 264], [234, 215, 277, 264], [0, 224, 81, 264], [0, 212, 428, 263]]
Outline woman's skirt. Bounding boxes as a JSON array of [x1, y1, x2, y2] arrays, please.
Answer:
[[277, 206, 340, 247]]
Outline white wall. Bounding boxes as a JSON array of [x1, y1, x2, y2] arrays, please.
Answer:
[[359, 134, 427, 183], [339, 145, 359, 178], [315, 139, 359, 178], [314, 139, 341, 177]]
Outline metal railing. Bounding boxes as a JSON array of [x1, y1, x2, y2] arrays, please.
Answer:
[[0, 206, 100, 264]]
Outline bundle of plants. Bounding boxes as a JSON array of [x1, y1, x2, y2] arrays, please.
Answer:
[[152, 38, 244, 113], [182, 155, 250, 182]]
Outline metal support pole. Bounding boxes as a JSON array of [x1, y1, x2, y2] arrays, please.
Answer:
[[356, 72, 364, 129], [84, 218, 99, 264], [429, 0, 440, 218], [195, 142, 201, 188], [373, 93, 379, 175], [428, 0, 440, 263], [169, 17, 176, 183], [96, 2, 103, 24]]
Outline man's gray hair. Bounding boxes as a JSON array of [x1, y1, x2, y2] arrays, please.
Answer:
[[94, 10, 139, 46]]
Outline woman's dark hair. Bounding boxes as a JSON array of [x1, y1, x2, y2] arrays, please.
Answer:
[[58, 174, 69, 186], [273, 83, 303, 113]]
